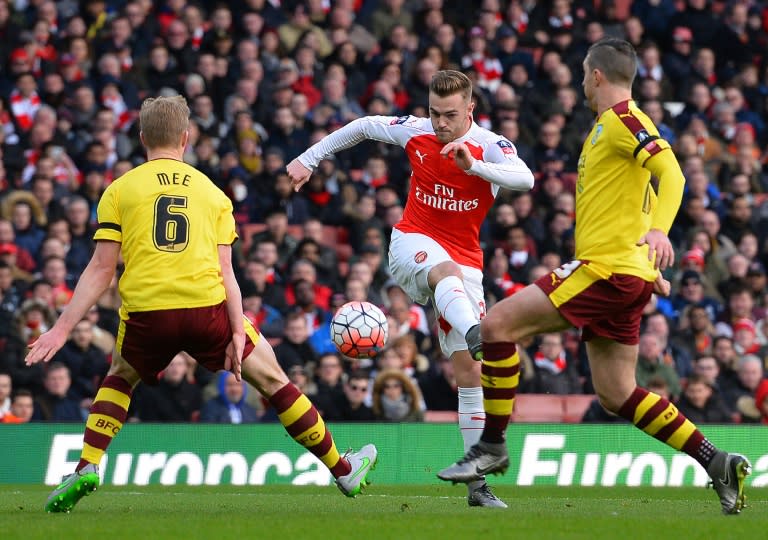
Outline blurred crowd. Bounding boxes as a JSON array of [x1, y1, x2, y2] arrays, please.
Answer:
[[1, 0, 768, 426]]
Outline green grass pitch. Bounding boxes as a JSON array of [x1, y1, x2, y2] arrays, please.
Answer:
[[2, 484, 766, 540]]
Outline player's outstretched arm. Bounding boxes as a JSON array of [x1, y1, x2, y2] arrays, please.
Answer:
[[291, 116, 411, 191], [218, 243, 245, 381], [25, 241, 120, 365]]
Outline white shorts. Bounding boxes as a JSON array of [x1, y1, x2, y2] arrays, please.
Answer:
[[388, 228, 485, 356]]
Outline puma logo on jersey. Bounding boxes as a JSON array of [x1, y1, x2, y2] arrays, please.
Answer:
[[415, 150, 428, 164]]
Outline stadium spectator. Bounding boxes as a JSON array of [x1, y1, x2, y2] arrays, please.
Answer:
[[418, 354, 458, 411], [32, 362, 83, 422], [242, 281, 284, 339], [721, 354, 765, 423], [308, 352, 345, 421], [273, 310, 318, 371], [644, 310, 693, 379], [4, 192, 47, 257], [242, 257, 288, 314], [285, 258, 332, 311], [636, 332, 682, 400], [200, 371, 261, 424], [335, 370, 375, 422], [132, 353, 202, 423], [677, 374, 732, 424], [249, 207, 299, 270], [0, 217, 36, 273], [51, 318, 109, 402], [371, 368, 424, 422], [293, 278, 335, 355], [671, 304, 717, 360], [1, 298, 57, 394], [0, 388, 34, 423], [669, 269, 722, 327], [523, 332, 582, 394], [301, 219, 341, 286], [83, 303, 116, 356]]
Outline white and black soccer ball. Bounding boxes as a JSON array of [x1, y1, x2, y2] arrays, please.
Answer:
[[330, 301, 388, 359]]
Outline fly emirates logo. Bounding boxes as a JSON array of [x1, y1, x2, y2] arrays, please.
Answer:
[[414, 183, 479, 212]]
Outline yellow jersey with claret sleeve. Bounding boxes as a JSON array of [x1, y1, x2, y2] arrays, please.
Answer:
[[575, 100, 672, 282], [94, 158, 237, 317]]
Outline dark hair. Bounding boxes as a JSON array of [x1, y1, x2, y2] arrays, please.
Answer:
[[12, 388, 33, 400], [45, 361, 69, 375], [586, 38, 637, 87], [646, 376, 669, 389], [348, 370, 369, 382], [712, 335, 733, 347], [685, 373, 712, 388]]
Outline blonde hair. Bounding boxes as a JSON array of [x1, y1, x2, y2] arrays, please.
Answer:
[[429, 69, 472, 100], [371, 369, 423, 419], [139, 95, 190, 149]]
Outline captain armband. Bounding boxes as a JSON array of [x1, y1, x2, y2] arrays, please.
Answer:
[[633, 134, 671, 166]]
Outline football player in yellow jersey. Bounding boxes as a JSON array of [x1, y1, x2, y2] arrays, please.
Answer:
[[25, 95, 376, 513], [439, 39, 751, 515]]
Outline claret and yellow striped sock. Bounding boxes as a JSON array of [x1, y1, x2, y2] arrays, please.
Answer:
[[618, 386, 717, 468], [479, 341, 520, 444], [77, 375, 133, 471], [269, 383, 351, 478]]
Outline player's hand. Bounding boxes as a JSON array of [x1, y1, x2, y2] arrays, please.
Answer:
[[286, 159, 312, 192], [25, 328, 68, 366], [653, 272, 671, 297], [440, 141, 475, 170], [637, 228, 674, 270], [225, 332, 245, 382]]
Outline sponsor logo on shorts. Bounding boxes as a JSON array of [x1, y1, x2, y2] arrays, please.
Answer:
[[414, 251, 428, 263]]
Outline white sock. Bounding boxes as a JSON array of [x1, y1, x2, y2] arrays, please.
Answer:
[[459, 386, 486, 491], [434, 276, 477, 338]]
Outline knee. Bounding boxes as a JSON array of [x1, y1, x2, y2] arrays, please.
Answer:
[[595, 387, 633, 414], [242, 345, 288, 395], [107, 360, 140, 387], [428, 261, 463, 288], [481, 311, 517, 343]]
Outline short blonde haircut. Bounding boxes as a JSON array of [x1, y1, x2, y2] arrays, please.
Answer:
[[429, 70, 472, 101], [139, 95, 190, 149]]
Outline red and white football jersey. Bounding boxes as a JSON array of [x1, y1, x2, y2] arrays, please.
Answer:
[[299, 115, 532, 269]]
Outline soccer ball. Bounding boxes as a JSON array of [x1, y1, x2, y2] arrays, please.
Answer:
[[330, 301, 388, 359]]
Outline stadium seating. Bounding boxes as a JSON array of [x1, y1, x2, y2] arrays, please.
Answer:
[[562, 394, 597, 423], [512, 394, 565, 422]]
